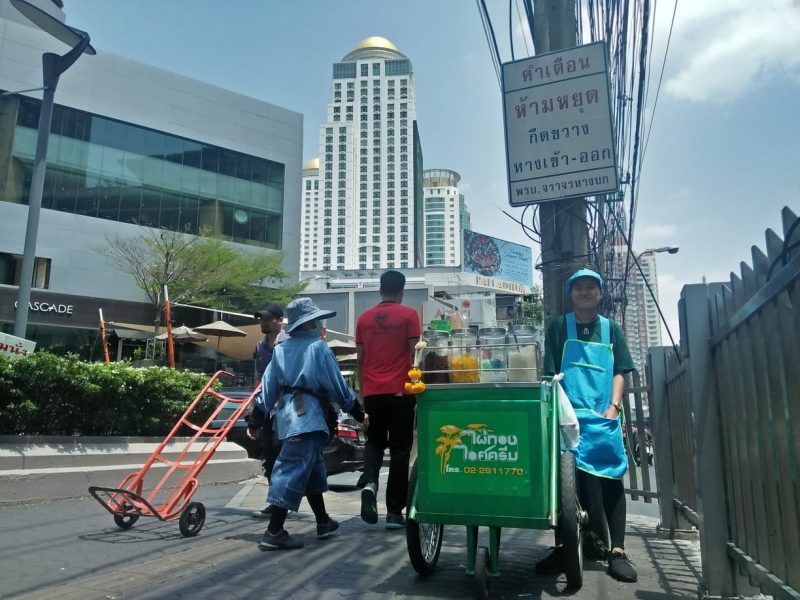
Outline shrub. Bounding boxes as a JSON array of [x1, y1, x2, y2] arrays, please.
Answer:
[[0, 352, 220, 436]]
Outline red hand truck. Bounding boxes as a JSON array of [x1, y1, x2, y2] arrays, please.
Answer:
[[89, 371, 258, 537]]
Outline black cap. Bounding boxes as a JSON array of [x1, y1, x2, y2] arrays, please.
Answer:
[[254, 301, 284, 320]]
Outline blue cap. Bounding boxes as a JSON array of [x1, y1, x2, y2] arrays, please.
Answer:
[[565, 269, 604, 295]]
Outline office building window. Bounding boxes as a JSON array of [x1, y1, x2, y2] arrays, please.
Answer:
[[5, 96, 285, 249]]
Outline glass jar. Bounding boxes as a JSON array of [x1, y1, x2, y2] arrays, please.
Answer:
[[478, 327, 508, 383], [507, 325, 540, 382], [422, 330, 449, 383], [449, 328, 479, 383]]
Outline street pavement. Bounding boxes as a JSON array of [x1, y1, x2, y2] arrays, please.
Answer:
[[0, 469, 701, 600]]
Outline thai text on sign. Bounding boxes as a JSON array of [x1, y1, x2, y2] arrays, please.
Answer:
[[502, 41, 619, 206]]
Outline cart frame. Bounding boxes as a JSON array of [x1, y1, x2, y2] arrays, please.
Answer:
[[89, 371, 257, 537], [406, 379, 585, 595]]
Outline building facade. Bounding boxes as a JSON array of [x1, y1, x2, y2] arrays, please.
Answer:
[[302, 36, 419, 272], [0, 0, 302, 356], [621, 251, 663, 377], [422, 168, 471, 267]]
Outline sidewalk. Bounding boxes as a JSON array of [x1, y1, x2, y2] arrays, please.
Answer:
[[236, 480, 704, 599], [0, 435, 261, 504]]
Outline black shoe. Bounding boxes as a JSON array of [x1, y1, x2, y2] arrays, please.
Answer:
[[360, 484, 378, 524], [607, 550, 638, 582], [251, 505, 274, 519], [535, 547, 564, 574], [385, 513, 405, 530], [259, 529, 303, 550], [316, 517, 340, 539]]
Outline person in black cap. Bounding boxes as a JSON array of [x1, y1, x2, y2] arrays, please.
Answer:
[[250, 301, 285, 519]]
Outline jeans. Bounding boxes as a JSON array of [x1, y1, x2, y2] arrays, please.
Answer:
[[363, 394, 416, 514], [267, 431, 329, 512]]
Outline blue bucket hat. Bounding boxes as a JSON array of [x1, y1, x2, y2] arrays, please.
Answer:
[[565, 268, 604, 295], [285, 297, 336, 333]]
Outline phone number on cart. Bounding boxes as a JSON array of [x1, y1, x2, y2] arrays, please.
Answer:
[[462, 466, 525, 475]]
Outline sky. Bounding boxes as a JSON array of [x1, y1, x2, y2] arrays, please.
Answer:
[[57, 0, 800, 344]]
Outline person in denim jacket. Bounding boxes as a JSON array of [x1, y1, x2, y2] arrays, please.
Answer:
[[247, 297, 356, 550]]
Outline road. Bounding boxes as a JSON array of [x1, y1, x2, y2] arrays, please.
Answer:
[[0, 467, 697, 600]]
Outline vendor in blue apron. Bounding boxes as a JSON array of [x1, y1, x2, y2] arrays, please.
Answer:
[[537, 268, 638, 583]]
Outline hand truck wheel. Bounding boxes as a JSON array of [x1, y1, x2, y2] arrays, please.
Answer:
[[113, 512, 140, 530], [179, 502, 206, 537]]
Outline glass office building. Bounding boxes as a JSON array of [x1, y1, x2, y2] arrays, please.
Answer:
[[0, 0, 302, 361], [2, 96, 284, 249]]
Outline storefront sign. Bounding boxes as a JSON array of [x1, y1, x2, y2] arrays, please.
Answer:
[[0, 331, 36, 360], [427, 410, 531, 496], [14, 300, 74, 315], [502, 41, 619, 206]]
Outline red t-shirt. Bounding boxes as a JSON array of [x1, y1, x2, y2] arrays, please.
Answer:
[[356, 301, 421, 396]]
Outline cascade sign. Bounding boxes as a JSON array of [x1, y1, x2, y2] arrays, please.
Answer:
[[502, 41, 619, 206]]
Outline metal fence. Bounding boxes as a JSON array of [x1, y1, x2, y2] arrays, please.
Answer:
[[649, 206, 800, 600]]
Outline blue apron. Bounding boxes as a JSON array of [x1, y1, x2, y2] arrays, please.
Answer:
[[561, 313, 627, 479]]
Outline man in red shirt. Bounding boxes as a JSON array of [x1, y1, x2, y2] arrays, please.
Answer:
[[356, 270, 421, 530]]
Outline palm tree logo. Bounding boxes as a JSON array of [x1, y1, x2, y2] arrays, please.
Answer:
[[435, 423, 488, 474]]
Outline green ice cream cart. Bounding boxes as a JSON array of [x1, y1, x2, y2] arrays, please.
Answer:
[[405, 381, 585, 596]]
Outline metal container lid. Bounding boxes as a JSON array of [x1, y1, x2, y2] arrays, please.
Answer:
[[509, 324, 536, 333], [478, 327, 506, 337], [451, 328, 475, 337], [423, 329, 450, 339]]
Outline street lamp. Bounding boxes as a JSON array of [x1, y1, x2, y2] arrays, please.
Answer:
[[10, 0, 94, 338]]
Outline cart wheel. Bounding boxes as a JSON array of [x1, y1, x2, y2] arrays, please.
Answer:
[[113, 512, 139, 530], [179, 502, 206, 537], [406, 461, 443, 576], [474, 546, 489, 600], [558, 452, 583, 589]]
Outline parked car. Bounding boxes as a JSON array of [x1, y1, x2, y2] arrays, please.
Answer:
[[211, 389, 365, 476]]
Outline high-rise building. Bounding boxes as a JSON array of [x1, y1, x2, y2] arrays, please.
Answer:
[[300, 158, 320, 272], [422, 169, 471, 267], [621, 251, 663, 378], [303, 36, 419, 272]]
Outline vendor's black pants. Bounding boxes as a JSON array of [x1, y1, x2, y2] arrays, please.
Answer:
[[363, 394, 416, 515], [577, 470, 626, 550]]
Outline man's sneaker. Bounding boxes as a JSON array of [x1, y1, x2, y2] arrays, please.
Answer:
[[607, 550, 638, 582], [251, 505, 274, 519], [258, 529, 303, 551], [316, 517, 340, 539], [360, 483, 378, 524], [535, 546, 564, 574], [385, 513, 405, 530]]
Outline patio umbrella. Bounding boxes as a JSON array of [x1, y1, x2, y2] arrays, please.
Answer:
[[193, 320, 248, 370], [154, 325, 207, 342]]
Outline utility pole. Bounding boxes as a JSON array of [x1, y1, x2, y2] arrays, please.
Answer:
[[531, 0, 588, 324]]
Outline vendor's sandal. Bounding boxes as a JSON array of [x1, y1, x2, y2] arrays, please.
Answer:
[[607, 550, 638, 582]]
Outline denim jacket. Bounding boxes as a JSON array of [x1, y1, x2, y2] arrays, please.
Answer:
[[256, 330, 355, 440]]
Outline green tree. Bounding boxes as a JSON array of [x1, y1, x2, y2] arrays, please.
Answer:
[[97, 229, 305, 329], [518, 289, 544, 327]]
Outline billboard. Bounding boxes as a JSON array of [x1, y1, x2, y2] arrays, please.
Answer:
[[462, 230, 533, 288], [502, 41, 619, 206]]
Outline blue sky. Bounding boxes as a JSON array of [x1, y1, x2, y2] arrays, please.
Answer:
[[59, 0, 800, 340]]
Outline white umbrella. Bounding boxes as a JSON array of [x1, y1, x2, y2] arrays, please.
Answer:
[[193, 320, 248, 370], [155, 325, 207, 342]]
